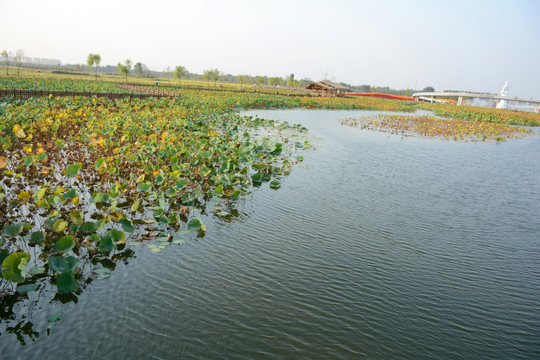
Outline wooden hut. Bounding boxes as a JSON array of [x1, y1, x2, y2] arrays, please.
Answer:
[[305, 80, 351, 97]]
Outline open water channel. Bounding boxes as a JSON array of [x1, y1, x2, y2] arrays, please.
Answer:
[[1, 109, 539, 359]]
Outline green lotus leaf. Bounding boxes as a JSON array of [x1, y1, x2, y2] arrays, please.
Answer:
[[36, 152, 48, 161], [47, 315, 62, 323], [56, 235, 75, 253], [36, 199, 50, 209], [252, 172, 263, 184], [270, 180, 281, 189], [66, 163, 82, 177], [165, 187, 177, 197], [24, 155, 36, 166], [94, 267, 111, 280], [65, 256, 80, 272], [63, 188, 78, 200], [16, 283, 37, 293], [120, 218, 134, 233], [30, 231, 44, 244], [49, 256, 68, 272], [98, 235, 115, 253], [95, 158, 106, 170], [47, 195, 61, 206], [2, 252, 31, 283], [155, 174, 165, 186], [175, 179, 187, 190], [80, 222, 97, 234], [28, 266, 46, 275], [57, 271, 78, 293], [188, 216, 206, 231], [271, 143, 283, 155], [137, 182, 152, 192], [90, 233, 101, 242], [3, 223, 23, 237], [109, 229, 125, 242], [91, 192, 104, 203]]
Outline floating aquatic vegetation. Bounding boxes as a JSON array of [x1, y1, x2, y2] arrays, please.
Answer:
[[340, 115, 533, 142], [0, 92, 310, 313], [420, 102, 540, 126]]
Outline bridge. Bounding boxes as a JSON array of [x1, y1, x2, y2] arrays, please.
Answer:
[[412, 91, 540, 106]]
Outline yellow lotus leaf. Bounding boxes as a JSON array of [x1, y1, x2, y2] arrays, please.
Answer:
[[13, 124, 26, 138], [0, 156, 8, 169]]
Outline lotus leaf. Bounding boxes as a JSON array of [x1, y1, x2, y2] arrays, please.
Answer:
[[57, 271, 78, 293], [2, 252, 31, 283], [66, 163, 82, 177]]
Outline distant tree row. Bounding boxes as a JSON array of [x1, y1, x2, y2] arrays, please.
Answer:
[[340, 82, 436, 96], [2, 50, 310, 88], [6, 50, 428, 93]]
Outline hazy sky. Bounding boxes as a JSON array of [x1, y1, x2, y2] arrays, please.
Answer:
[[1, 0, 539, 98]]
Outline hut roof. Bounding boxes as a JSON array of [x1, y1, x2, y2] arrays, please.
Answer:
[[305, 80, 352, 92]]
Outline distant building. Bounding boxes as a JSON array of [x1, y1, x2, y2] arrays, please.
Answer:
[[305, 80, 351, 96], [23, 57, 61, 66]]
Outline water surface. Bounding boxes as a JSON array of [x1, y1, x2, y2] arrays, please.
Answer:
[[2, 109, 539, 359]]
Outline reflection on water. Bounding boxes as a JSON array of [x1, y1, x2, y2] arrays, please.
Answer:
[[1, 109, 539, 359], [0, 247, 136, 345]]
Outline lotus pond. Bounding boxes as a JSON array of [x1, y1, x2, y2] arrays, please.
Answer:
[[1, 83, 539, 358]]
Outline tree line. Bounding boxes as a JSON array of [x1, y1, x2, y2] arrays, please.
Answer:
[[2, 50, 434, 93], [340, 82, 436, 96]]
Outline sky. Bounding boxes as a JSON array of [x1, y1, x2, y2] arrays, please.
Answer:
[[1, 0, 539, 98]]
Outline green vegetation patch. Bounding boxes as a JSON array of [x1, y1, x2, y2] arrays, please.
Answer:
[[340, 115, 533, 142], [0, 89, 311, 301]]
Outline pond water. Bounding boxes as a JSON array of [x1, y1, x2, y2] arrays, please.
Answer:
[[2, 109, 539, 359]]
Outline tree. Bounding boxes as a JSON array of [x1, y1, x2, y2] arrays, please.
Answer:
[[293, 79, 304, 88], [358, 84, 371, 93], [87, 54, 94, 71], [87, 53, 101, 79], [421, 86, 435, 92], [238, 74, 248, 91], [203, 70, 211, 88], [286, 77, 294, 88], [174, 66, 187, 86], [117, 59, 132, 82], [210, 68, 219, 87], [255, 76, 266, 86], [134, 62, 144, 77], [268, 77, 283, 87], [15, 49, 24, 77], [1, 50, 9, 76], [92, 54, 101, 79]]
